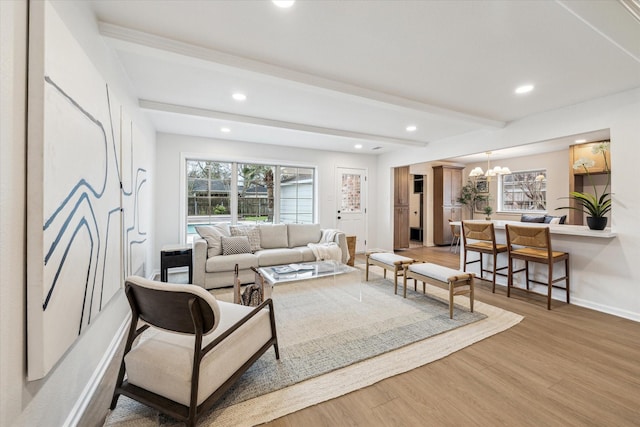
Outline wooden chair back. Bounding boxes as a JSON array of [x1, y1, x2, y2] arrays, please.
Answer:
[[125, 277, 219, 335], [462, 221, 496, 244], [448, 219, 460, 237], [505, 224, 550, 250]]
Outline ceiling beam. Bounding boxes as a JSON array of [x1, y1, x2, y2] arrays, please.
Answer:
[[139, 99, 429, 148], [99, 22, 505, 129]]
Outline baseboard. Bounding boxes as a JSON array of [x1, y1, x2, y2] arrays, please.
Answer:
[[63, 314, 131, 427], [571, 297, 640, 322]]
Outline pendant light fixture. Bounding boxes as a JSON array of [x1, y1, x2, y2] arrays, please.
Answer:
[[469, 151, 511, 181]]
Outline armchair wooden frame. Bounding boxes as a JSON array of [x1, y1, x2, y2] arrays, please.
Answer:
[[505, 224, 570, 310], [462, 221, 508, 293], [111, 278, 279, 426]]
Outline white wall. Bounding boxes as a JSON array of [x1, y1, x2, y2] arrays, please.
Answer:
[[376, 88, 640, 320], [0, 1, 28, 425], [154, 133, 379, 272], [461, 149, 571, 221], [0, 1, 155, 425]]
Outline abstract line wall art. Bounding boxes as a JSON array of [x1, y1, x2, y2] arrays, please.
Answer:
[[27, 1, 151, 380]]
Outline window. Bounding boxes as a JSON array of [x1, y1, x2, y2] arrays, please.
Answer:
[[185, 160, 315, 240], [499, 169, 547, 212], [237, 163, 275, 224], [279, 167, 314, 224], [186, 160, 232, 230]]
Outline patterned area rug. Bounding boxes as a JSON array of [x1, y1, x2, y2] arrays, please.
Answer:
[[105, 266, 522, 426]]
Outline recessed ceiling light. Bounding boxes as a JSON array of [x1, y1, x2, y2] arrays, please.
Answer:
[[515, 84, 534, 94], [273, 0, 295, 8], [232, 93, 246, 101], [575, 139, 587, 143], [354, 144, 363, 149], [220, 127, 231, 133], [406, 125, 417, 132]]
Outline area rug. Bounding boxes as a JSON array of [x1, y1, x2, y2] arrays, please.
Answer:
[[105, 266, 523, 426]]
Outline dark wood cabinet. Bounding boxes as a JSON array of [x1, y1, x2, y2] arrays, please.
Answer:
[[433, 165, 463, 245], [394, 166, 410, 249]]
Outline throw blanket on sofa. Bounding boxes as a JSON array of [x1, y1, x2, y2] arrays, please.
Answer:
[[307, 242, 342, 262]]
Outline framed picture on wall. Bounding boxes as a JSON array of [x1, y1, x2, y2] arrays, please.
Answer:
[[475, 177, 489, 193]]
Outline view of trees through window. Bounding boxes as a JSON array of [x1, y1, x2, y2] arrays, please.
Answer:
[[500, 169, 547, 212], [186, 159, 315, 238]]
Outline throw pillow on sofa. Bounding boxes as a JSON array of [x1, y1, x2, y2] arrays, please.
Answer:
[[195, 224, 231, 257], [221, 236, 252, 255], [520, 214, 546, 223], [230, 225, 262, 252]]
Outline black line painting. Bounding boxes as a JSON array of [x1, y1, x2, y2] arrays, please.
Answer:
[[30, 76, 148, 379]]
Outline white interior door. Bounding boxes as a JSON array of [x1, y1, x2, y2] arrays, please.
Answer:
[[336, 167, 367, 253]]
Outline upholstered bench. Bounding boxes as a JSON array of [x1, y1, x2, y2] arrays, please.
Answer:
[[365, 251, 415, 295], [403, 263, 475, 319]]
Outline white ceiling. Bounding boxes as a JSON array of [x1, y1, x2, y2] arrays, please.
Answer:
[[88, 0, 640, 155]]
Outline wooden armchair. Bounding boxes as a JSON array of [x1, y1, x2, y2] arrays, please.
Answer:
[[111, 276, 279, 426]]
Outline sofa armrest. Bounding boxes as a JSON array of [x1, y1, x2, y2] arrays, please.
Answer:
[[193, 238, 208, 287], [334, 232, 348, 264]]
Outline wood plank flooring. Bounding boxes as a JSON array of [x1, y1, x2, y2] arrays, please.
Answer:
[[264, 246, 640, 427]]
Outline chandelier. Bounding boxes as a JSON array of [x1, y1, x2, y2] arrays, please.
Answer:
[[469, 151, 511, 180]]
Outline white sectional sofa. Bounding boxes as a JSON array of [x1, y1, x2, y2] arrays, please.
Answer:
[[193, 223, 348, 289]]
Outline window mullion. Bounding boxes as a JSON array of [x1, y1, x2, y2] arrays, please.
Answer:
[[231, 162, 238, 224]]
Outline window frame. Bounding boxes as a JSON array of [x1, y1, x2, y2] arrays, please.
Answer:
[[180, 153, 317, 243], [498, 168, 547, 214]]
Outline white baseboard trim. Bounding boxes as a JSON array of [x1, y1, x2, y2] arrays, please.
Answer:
[[62, 314, 131, 427], [571, 297, 640, 322]]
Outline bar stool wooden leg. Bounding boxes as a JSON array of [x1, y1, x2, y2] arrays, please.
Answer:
[[507, 256, 513, 298], [492, 252, 498, 293]]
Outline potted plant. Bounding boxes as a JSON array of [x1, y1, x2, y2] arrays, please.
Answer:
[[557, 141, 611, 230], [483, 205, 493, 220], [457, 180, 488, 219]]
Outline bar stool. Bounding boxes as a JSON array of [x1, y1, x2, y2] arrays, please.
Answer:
[[505, 224, 570, 310], [462, 221, 508, 293], [449, 219, 460, 254]]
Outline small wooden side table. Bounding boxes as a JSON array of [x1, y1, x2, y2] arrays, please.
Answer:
[[346, 236, 356, 266], [160, 244, 192, 283]]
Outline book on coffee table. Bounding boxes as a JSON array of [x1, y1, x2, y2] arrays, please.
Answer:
[[273, 263, 315, 274]]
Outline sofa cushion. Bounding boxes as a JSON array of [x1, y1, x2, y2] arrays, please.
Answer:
[[230, 225, 262, 252], [287, 224, 321, 248], [255, 248, 303, 266], [294, 246, 317, 262], [520, 214, 546, 223], [206, 253, 258, 273], [195, 224, 230, 257], [221, 236, 252, 255], [259, 224, 288, 249]]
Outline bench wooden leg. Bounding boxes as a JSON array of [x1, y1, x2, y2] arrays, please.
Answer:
[[449, 281, 454, 319]]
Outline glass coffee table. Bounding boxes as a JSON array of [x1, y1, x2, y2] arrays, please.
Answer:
[[258, 260, 362, 301]]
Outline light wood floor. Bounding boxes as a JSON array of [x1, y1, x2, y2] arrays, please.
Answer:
[[264, 245, 640, 427]]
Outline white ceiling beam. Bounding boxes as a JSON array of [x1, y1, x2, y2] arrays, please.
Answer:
[[99, 21, 505, 129], [139, 99, 428, 148]]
